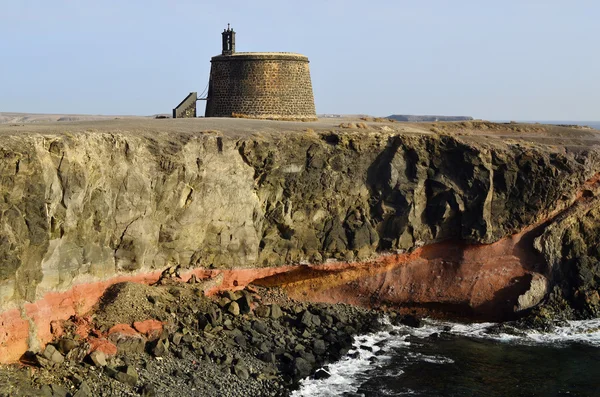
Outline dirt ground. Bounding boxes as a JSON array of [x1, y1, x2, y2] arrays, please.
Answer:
[[1, 114, 598, 149]]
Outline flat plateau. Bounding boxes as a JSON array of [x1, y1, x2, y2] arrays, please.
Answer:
[[1, 116, 598, 149]]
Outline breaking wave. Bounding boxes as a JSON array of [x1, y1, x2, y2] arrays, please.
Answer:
[[292, 318, 600, 396]]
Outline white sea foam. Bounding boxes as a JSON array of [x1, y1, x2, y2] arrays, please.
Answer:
[[400, 318, 600, 347], [407, 352, 455, 364], [291, 327, 409, 397], [293, 317, 600, 396]]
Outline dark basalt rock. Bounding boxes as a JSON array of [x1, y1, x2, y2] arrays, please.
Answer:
[[152, 339, 168, 357], [57, 338, 78, 355], [237, 295, 253, 315], [72, 381, 92, 397], [293, 357, 312, 379], [233, 363, 250, 380], [140, 383, 157, 397], [314, 367, 331, 380], [398, 314, 422, 328]]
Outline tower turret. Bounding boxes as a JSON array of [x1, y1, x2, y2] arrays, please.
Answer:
[[221, 24, 235, 55]]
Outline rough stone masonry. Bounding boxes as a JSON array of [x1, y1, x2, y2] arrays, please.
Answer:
[[205, 52, 317, 120], [203, 26, 316, 120]]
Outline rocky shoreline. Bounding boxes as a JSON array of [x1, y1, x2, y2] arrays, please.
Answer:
[[0, 273, 571, 397], [0, 276, 399, 397]]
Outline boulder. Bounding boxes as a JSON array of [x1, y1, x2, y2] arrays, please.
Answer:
[[39, 385, 53, 397], [258, 352, 276, 363], [88, 338, 118, 358], [223, 290, 243, 301], [116, 336, 146, 355], [72, 382, 92, 397], [234, 334, 247, 348], [57, 338, 78, 355], [133, 320, 164, 341], [238, 295, 252, 314], [112, 365, 139, 387], [48, 384, 69, 397], [208, 308, 222, 326], [42, 344, 64, 364], [258, 341, 273, 353], [293, 357, 312, 379], [270, 304, 283, 319], [226, 301, 240, 316], [299, 351, 316, 365], [252, 320, 269, 335], [300, 310, 315, 327], [255, 305, 270, 318], [141, 383, 157, 397], [223, 319, 235, 330], [108, 325, 147, 355], [313, 339, 327, 356], [314, 368, 331, 380], [152, 339, 169, 357], [172, 332, 183, 346], [89, 351, 107, 367], [233, 363, 250, 380], [218, 297, 231, 308]]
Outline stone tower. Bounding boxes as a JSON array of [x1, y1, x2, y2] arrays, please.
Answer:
[[205, 26, 317, 120]]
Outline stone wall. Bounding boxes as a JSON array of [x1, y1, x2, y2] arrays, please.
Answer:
[[205, 53, 316, 120]]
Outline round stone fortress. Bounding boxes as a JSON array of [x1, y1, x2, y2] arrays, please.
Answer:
[[205, 26, 317, 120]]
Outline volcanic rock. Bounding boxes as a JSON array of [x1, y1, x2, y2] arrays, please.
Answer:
[[89, 351, 107, 367]]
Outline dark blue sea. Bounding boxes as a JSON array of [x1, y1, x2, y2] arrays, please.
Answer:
[[293, 319, 600, 397]]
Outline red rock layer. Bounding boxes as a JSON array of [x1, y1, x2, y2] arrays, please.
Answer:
[[0, 272, 163, 364], [0, 225, 545, 364], [0, 266, 297, 364], [254, 228, 543, 321]]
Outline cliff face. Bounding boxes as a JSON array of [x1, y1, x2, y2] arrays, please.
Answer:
[[534, 188, 600, 319], [0, 119, 599, 362], [0, 131, 261, 307]]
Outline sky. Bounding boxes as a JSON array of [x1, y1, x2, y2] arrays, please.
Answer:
[[0, 0, 598, 120]]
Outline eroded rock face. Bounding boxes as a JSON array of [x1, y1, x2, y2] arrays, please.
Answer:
[[534, 192, 600, 319], [0, 132, 261, 308], [0, 120, 599, 361], [239, 132, 595, 265]]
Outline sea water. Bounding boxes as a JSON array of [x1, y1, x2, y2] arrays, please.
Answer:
[[496, 121, 600, 130], [293, 319, 600, 397]]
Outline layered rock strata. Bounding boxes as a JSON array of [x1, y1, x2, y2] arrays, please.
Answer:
[[0, 119, 599, 362]]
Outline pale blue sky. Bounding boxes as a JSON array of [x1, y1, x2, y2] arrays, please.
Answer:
[[0, 0, 598, 120]]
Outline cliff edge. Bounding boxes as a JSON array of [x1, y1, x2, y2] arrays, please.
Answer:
[[0, 117, 599, 362]]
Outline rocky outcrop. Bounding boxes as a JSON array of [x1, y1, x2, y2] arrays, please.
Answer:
[[0, 119, 599, 362], [533, 176, 600, 319]]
